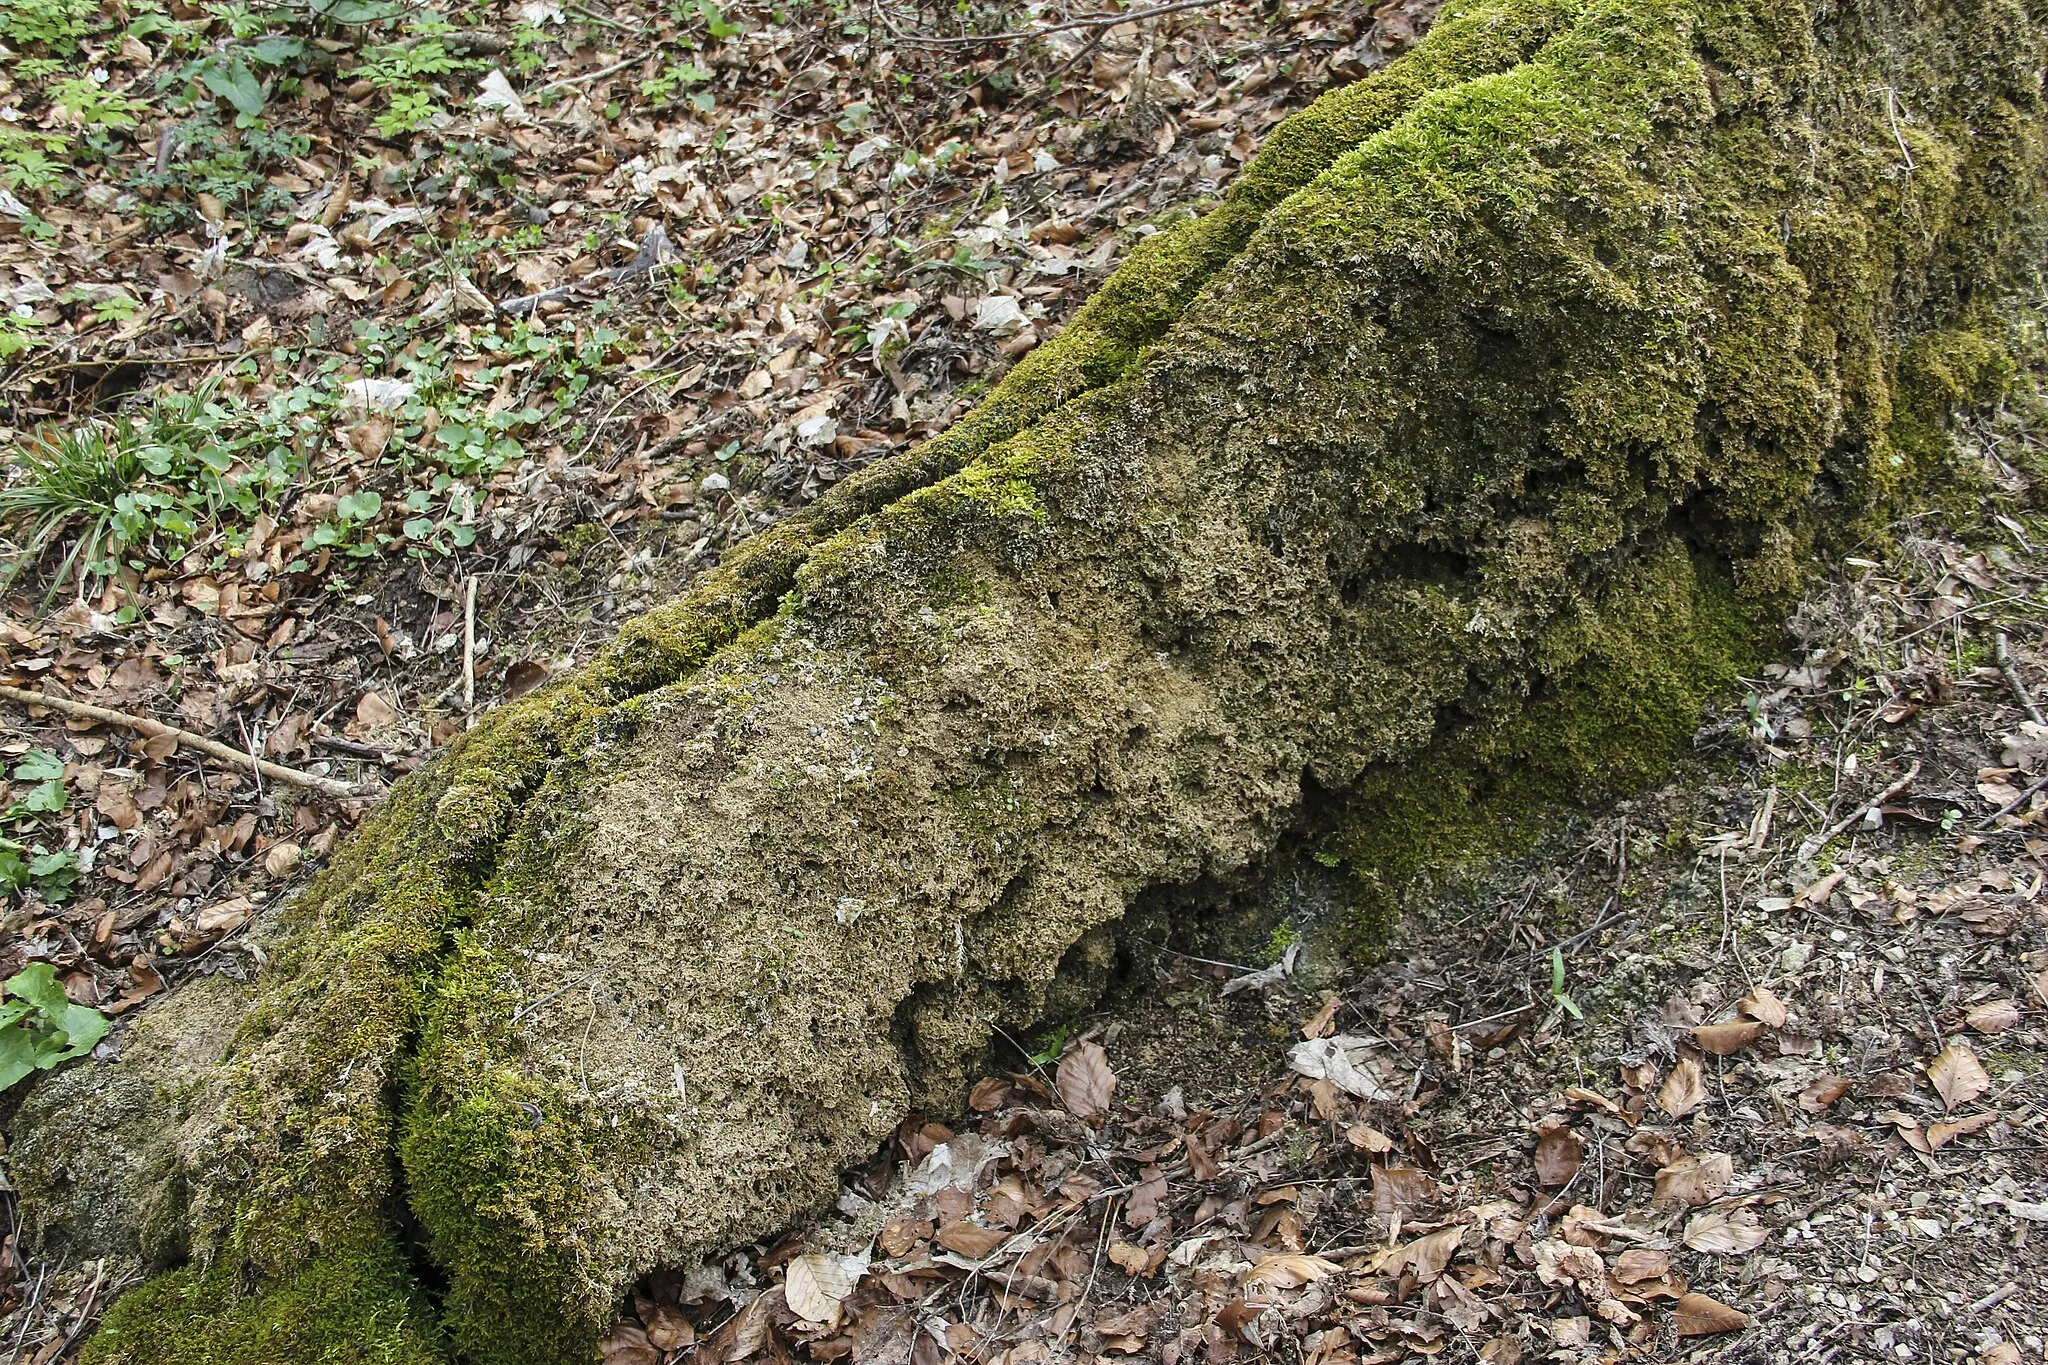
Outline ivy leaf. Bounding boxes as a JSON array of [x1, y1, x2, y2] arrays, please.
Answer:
[[202, 58, 267, 117], [13, 751, 64, 783]]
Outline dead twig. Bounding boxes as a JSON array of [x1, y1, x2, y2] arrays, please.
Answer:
[[898, 0, 1226, 46], [1977, 770, 2048, 831], [0, 684, 366, 798], [1997, 631, 2044, 724], [1794, 758, 1922, 863]]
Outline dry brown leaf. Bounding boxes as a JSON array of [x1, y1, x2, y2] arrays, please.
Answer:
[[193, 896, 256, 936], [1738, 987, 1788, 1028], [1370, 1165, 1438, 1213], [1610, 1248, 1671, 1285], [1927, 1038, 1992, 1110], [1683, 1209, 1769, 1255], [1244, 1253, 1343, 1290], [1345, 1123, 1394, 1154], [1372, 1224, 1465, 1284], [1532, 1239, 1605, 1289], [1966, 999, 2022, 1034], [264, 841, 304, 878], [1673, 1292, 1749, 1337], [1533, 1123, 1584, 1188], [1056, 1040, 1116, 1121], [1107, 1241, 1151, 1275], [1799, 1075, 1854, 1113], [597, 1321, 658, 1365], [1927, 1112, 1999, 1149], [1693, 1020, 1764, 1056], [935, 1221, 1007, 1259], [1659, 1056, 1707, 1118], [1654, 1152, 1734, 1207], [784, 1251, 866, 1325]]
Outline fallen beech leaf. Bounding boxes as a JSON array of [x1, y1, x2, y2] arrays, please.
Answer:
[[1654, 1152, 1734, 1207], [193, 895, 256, 936], [1927, 1039, 1992, 1110], [1738, 987, 1788, 1028], [1693, 1020, 1763, 1056], [1534, 1123, 1585, 1188], [935, 1221, 1008, 1259], [1244, 1253, 1343, 1290], [1057, 1040, 1116, 1121], [1673, 1292, 1749, 1337], [1345, 1122, 1394, 1154], [1532, 1238, 1605, 1289], [1965, 999, 2021, 1034], [264, 840, 304, 878], [1683, 1209, 1769, 1254], [784, 1250, 867, 1324], [1886, 1112, 1934, 1155], [598, 1321, 658, 1365], [1610, 1248, 1671, 1285], [1659, 1057, 1707, 1118], [1799, 1075, 1854, 1113], [1372, 1224, 1465, 1284], [1927, 1112, 1999, 1149], [1370, 1165, 1438, 1213], [1104, 1239, 1153, 1280]]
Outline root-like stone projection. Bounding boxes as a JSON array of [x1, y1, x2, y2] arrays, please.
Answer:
[[19, 2, 2048, 1361]]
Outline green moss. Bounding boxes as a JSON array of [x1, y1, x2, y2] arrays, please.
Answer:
[[1321, 545, 1773, 953], [83, 1238, 439, 1365]]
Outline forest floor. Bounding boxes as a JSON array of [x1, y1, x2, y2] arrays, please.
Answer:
[[1, 0, 2045, 1360]]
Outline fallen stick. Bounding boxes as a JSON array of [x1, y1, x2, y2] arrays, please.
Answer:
[[1794, 758, 1922, 863], [1976, 770, 2048, 832], [899, 0, 1226, 45], [1997, 631, 2044, 725], [0, 684, 366, 798]]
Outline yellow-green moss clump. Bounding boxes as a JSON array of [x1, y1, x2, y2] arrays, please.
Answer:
[[19, 2, 2048, 1362]]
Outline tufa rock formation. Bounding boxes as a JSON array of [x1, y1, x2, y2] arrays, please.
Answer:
[[14, 0, 2048, 1360]]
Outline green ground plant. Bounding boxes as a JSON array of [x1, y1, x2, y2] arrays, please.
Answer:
[[0, 963, 108, 1091]]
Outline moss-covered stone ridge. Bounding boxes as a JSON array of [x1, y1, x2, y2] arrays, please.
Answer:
[[17, 1, 2048, 1360]]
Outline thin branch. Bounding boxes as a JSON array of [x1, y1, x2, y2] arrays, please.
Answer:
[[1998, 631, 2044, 724], [1794, 758, 1922, 863], [0, 684, 367, 798], [898, 0, 1226, 46]]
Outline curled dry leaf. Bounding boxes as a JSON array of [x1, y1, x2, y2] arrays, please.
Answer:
[[1372, 1224, 1465, 1285], [1927, 1038, 1993, 1110], [1927, 1111, 1999, 1149], [1658, 1056, 1707, 1118], [1345, 1122, 1394, 1154], [1654, 1152, 1734, 1207], [1533, 1123, 1585, 1188], [1965, 999, 2021, 1034], [1532, 1239, 1605, 1290], [1056, 1040, 1117, 1121], [1673, 1292, 1749, 1337], [1244, 1253, 1344, 1290], [1737, 987, 1788, 1028], [784, 1250, 867, 1324], [1609, 1248, 1671, 1285], [1692, 1020, 1763, 1056], [1799, 1075, 1855, 1113], [1683, 1209, 1769, 1255]]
